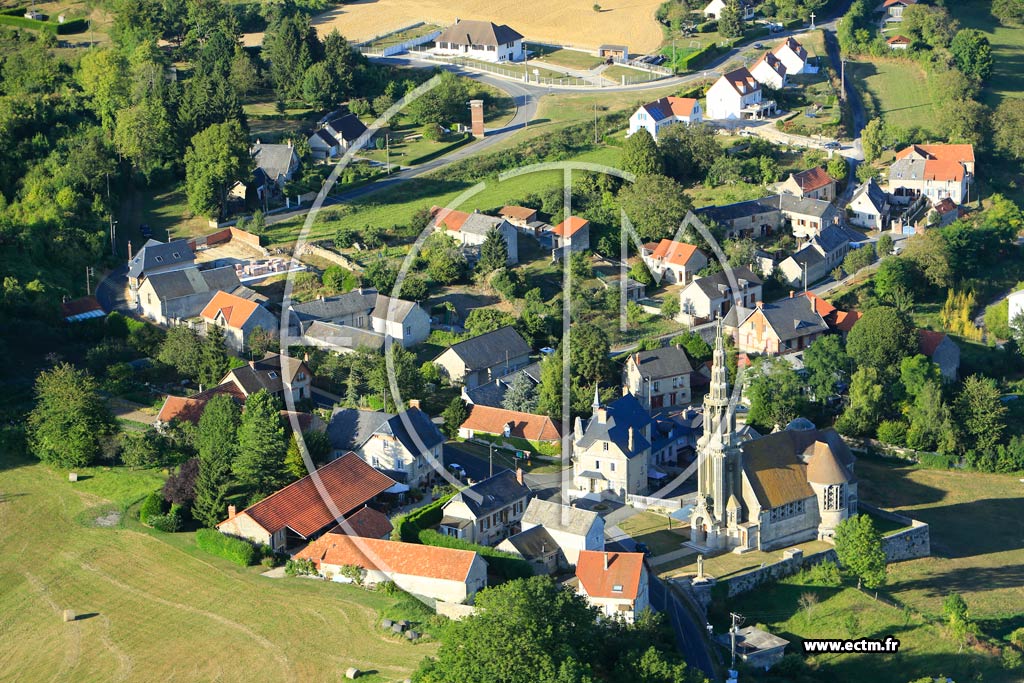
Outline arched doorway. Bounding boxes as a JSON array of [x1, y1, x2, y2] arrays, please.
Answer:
[[691, 517, 706, 545]]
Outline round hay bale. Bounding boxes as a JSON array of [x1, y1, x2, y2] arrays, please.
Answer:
[[397, 620, 410, 629], [406, 630, 420, 641], [380, 618, 394, 629], [62, 609, 75, 622], [345, 667, 360, 679], [391, 622, 405, 634]]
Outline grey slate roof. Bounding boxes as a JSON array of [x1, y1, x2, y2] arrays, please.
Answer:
[[145, 265, 241, 300], [437, 326, 532, 371], [888, 157, 927, 183], [225, 354, 307, 396], [436, 19, 523, 47], [252, 143, 297, 181], [778, 193, 835, 218], [325, 113, 368, 143], [689, 266, 763, 299], [309, 129, 338, 148], [290, 290, 379, 323], [463, 361, 542, 407], [522, 498, 600, 536], [850, 178, 889, 212], [445, 469, 531, 518], [740, 296, 829, 342], [459, 212, 510, 237], [502, 525, 559, 559], [811, 224, 850, 254], [372, 295, 418, 323], [328, 407, 445, 456], [303, 321, 385, 350], [628, 346, 694, 380], [128, 239, 195, 279], [695, 197, 779, 224], [788, 244, 826, 268], [576, 393, 654, 458]]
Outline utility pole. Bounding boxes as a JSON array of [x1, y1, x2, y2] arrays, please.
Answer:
[[85, 266, 94, 296], [489, 442, 494, 478], [730, 612, 745, 671], [109, 216, 117, 257], [841, 59, 846, 100], [594, 103, 599, 144], [385, 133, 391, 175]]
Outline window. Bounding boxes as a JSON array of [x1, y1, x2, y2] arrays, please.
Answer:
[[268, 371, 278, 379], [824, 484, 844, 511], [653, 381, 660, 392], [610, 462, 616, 472], [612, 584, 623, 592], [594, 460, 600, 470], [172, 252, 180, 259], [602, 442, 609, 451], [154, 256, 163, 263]]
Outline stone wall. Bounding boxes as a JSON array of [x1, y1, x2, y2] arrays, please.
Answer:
[[435, 601, 476, 621], [298, 243, 362, 271]]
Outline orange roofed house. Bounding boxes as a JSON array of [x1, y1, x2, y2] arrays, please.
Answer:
[[641, 239, 708, 285], [627, 96, 703, 141], [431, 206, 519, 264], [547, 215, 590, 255], [458, 404, 562, 445], [778, 167, 837, 203], [887, 144, 975, 205], [295, 532, 488, 603], [200, 290, 278, 352], [575, 550, 649, 623], [216, 452, 398, 552]]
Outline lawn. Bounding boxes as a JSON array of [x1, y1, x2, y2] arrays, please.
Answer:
[[361, 23, 442, 51], [661, 539, 833, 580], [601, 65, 662, 85], [449, 440, 565, 475], [0, 453, 435, 682], [724, 583, 1005, 682], [946, 0, 1024, 106], [137, 185, 211, 242], [844, 57, 939, 134], [617, 511, 689, 556], [527, 44, 604, 70]]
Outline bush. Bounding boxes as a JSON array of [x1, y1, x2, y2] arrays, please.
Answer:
[[807, 560, 842, 587], [377, 579, 399, 595], [393, 493, 455, 542], [148, 504, 184, 532], [195, 528, 259, 566], [139, 490, 166, 525], [260, 556, 276, 569], [876, 420, 908, 447], [697, 20, 717, 32], [418, 529, 533, 582], [915, 452, 955, 469], [285, 557, 318, 576]]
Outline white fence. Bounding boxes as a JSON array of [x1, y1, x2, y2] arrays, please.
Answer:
[[354, 22, 441, 57], [626, 494, 683, 511]]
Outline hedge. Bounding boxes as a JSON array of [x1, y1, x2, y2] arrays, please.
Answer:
[[0, 13, 88, 34], [697, 20, 717, 32], [418, 529, 533, 582], [784, 18, 804, 29], [677, 44, 721, 71], [392, 492, 455, 542], [195, 528, 259, 566], [746, 25, 770, 40], [139, 490, 165, 525]]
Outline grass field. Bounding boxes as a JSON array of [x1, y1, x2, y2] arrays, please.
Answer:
[[947, 0, 1024, 106], [527, 44, 604, 71], [845, 58, 939, 134], [617, 512, 689, 556], [310, 0, 666, 52], [0, 454, 434, 682]]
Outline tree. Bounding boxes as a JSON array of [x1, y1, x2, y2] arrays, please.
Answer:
[[943, 592, 978, 652], [364, 258, 398, 294], [993, 0, 1024, 25], [659, 122, 723, 183], [158, 326, 204, 380], [846, 306, 916, 372], [745, 357, 806, 431], [184, 120, 250, 219], [622, 128, 663, 177], [78, 48, 131, 133], [671, 332, 712, 362], [956, 374, 1007, 455], [423, 233, 468, 285], [28, 364, 115, 468], [441, 397, 468, 438], [570, 323, 610, 384], [718, 0, 745, 37], [804, 335, 852, 402], [120, 430, 164, 468], [906, 380, 954, 452], [407, 70, 470, 125], [323, 266, 356, 293], [193, 394, 241, 527], [233, 389, 287, 495], [759, 155, 780, 185], [984, 299, 1011, 340], [465, 309, 516, 336], [940, 98, 989, 148], [163, 457, 200, 506], [478, 227, 509, 274], [230, 47, 259, 96], [877, 233, 894, 257], [902, 230, 952, 287], [660, 295, 680, 319], [301, 61, 335, 109], [861, 118, 884, 163], [284, 433, 308, 481], [834, 514, 887, 589], [874, 257, 915, 301], [900, 354, 940, 399], [502, 372, 539, 413], [826, 156, 848, 182], [835, 367, 886, 437], [198, 326, 230, 389], [263, 13, 322, 100], [617, 174, 693, 242], [114, 99, 174, 178], [951, 29, 994, 81], [993, 98, 1024, 160]]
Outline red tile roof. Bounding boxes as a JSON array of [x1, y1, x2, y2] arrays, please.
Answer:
[[576, 550, 645, 600], [882, 0, 916, 7], [431, 206, 471, 231], [667, 96, 699, 118], [934, 197, 958, 215], [460, 404, 562, 442], [221, 452, 396, 538], [200, 291, 261, 329], [295, 533, 479, 582], [895, 144, 975, 182], [329, 505, 394, 539], [500, 205, 537, 221], [791, 167, 835, 193], [834, 309, 861, 333], [552, 216, 589, 237], [647, 239, 703, 268], [887, 34, 911, 45], [918, 329, 948, 357], [802, 291, 836, 319], [720, 67, 760, 96], [156, 383, 246, 425]]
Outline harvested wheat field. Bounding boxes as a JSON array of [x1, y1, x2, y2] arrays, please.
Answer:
[[312, 0, 667, 53]]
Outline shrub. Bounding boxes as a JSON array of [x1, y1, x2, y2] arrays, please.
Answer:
[[876, 420, 908, 447], [260, 556, 276, 568], [807, 560, 842, 587], [285, 557, 318, 576], [338, 563, 365, 585], [147, 504, 184, 532], [1010, 627, 1024, 650], [195, 528, 259, 566], [393, 493, 455, 541], [377, 579, 399, 595], [418, 529, 533, 582], [916, 452, 955, 469], [139, 490, 166, 525]]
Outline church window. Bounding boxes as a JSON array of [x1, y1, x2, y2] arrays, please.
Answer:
[[824, 484, 844, 511]]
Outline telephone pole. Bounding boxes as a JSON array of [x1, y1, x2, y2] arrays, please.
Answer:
[[489, 442, 494, 478], [730, 612, 745, 670], [85, 266, 94, 296]]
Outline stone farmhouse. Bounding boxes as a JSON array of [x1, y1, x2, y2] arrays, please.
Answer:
[[777, 167, 837, 203], [432, 326, 533, 389], [887, 143, 975, 205], [847, 177, 891, 230], [678, 266, 763, 326], [498, 499, 605, 573], [623, 345, 695, 411], [431, 207, 519, 264]]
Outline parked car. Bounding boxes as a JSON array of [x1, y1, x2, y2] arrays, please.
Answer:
[[752, 42, 763, 49], [823, 141, 841, 150], [447, 463, 466, 479]]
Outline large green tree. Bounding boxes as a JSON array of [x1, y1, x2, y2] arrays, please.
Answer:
[[408, 70, 469, 125], [622, 128, 663, 177], [845, 306, 916, 372], [803, 334, 852, 403], [570, 322, 610, 384], [834, 514, 887, 590], [158, 326, 205, 380], [198, 326, 230, 389], [835, 366, 886, 437], [184, 119, 250, 220], [478, 227, 510, 274], [192, 394, 241, 527], [861, 118, 884, 163], [234, 389, 287, 495], [956, 374, 1007, 455], [502, 372, 540, 413], [263, 13, 322, 100], [993, 98, 1024, 160], [951, 29, 994, 82], [27, 364, 116, 468], [745, 357, 806, 431], [718, 0, 745, 37], [617, 174, 693, 242]]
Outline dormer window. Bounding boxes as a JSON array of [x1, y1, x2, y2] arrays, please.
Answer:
[[155, 256, 163, 263], [612, 584, 623, 592], [172, 252, 180, 259], [268, 371, 278, 379]]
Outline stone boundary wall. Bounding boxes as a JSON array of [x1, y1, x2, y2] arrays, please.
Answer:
[[187, 227, 267, 256], [297, 243, 362, 271], [435, 601, 476, 620]]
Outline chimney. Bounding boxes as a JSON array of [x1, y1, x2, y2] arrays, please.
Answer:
[[628, 426, 635, 452], [756, 300, 764, 309], [789, 290, 795, 298], [248, 360, 255, 369], [603, 552, 609, 570], [303, 352, 309, 362], [597, 407, 607, 424], [516, 467, 524, 486], [127, 240, 133, 261], [227, 504, 236, 519], [408, 399, 421, 410]]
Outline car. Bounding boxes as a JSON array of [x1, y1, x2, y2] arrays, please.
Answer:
[[752, 42, 763, 49], [739, 129, 755, 137], [823, 141, 841, 150], [540, 346, 556, 355], [447, 463, 466, 478]]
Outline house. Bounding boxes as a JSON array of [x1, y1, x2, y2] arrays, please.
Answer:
[[777, 224, 864, 287], [695, 197, 782, 239], [887, 144, 975, 205], [252, 141, 300, 190], [572, 392, 655, 498], [439, 469, 532, 546], [327, 404, 445, 488], [932, 197, 962, 226], [779, 194, 841, 240], [778, 167, 837, 203], [705, 67, 775, 121], [847, 177, 891, 230], [136, 265, 245, 324], [155, 382, 246, 429], [498, 499, 604, 572], [641, 239, 708, 285], [432, 326, 533, 389], [575, 551, 649, 624], [462, 361, 542, 408], [549, 216, 591, 254], [294, 533, 488, 603], [627, 97, 703, 141], [703, 0, 755, 20], [458, 404, 562, 446], [61, 296, 106, 323], [432, 19, 524, 62], [918, 330, 960, 381], [678, 266, 763, 325], [499, 205, 538, 229], [877, 0, 917, 22], [750, 51, 787, 90], [127, 239, 196, 290], [716, 627, 789, 669], [431, 207, 519, 264], [288, 289, 430, 350], [598, 44, 629, 61], [887, 34, 912, 49], [219, 353, 313, 403], [690, 323, 859, 551], [731, 294, 830, 355], [309, 113, 369, 158], [199, 290, 279, 352], [624, 345, 694, 411], [216, 452, 396, 552], [773, 37, 811, 75]]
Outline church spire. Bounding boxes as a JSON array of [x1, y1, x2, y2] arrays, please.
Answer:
[[705, 316, 733, 438], [592, 383, 601, 412]]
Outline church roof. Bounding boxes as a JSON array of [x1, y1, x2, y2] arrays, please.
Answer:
[[740, 428, 854, 509], [806, 440, 854, 484]]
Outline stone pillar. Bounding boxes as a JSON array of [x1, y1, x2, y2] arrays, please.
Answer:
[[469, 99, 485, 139]]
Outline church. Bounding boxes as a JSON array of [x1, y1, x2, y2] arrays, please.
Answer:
[[689, 322, 859, 553]]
